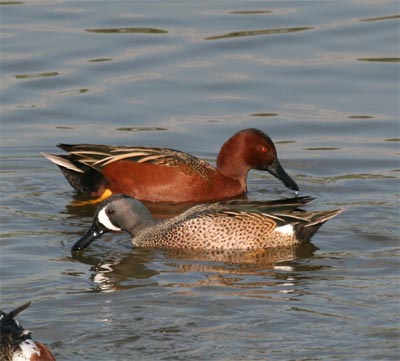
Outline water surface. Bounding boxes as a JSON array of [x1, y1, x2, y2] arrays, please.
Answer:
[[1, 1, 399, 360]]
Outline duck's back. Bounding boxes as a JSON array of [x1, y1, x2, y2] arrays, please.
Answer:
[[132, 203, 298, 250]]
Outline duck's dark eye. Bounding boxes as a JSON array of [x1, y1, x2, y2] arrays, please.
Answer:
[[106, 208, 115, 216]]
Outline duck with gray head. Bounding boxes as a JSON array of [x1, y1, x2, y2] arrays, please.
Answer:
[[72, 195, 343, 252]]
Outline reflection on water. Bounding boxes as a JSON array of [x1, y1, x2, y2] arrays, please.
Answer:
[[0, 2, 24, 5], [359, 14, 400, 22], [164, 243, 317, 266], [303, 147, 341, 151], [58, 88, 90, 95], [68, 243, 317, 294], [13, 71, 59, 79], [357, 57, 400, 62], [115, 126, 168, 132], [88, 58, 113, 63], [229, 10, 273, 15], [85, 27, 168, 34], [68, 249, 159, 293], [205, 26, 313, 40]]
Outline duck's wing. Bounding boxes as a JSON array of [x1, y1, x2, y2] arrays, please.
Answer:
[[57, 143, 215, 178], [179, 196, 343, 229], [181, 196, 315, 219]]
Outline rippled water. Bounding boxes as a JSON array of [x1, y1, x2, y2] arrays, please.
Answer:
[[1, 1, 399, 360]]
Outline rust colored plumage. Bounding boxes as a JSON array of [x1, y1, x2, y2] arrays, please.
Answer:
[[42, 128, 299, 202]]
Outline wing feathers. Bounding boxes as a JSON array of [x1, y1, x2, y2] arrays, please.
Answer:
[[51, 145, 214, 178]]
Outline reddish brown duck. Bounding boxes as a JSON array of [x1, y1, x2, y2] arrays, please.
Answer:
[[42, 128, 298, 203]]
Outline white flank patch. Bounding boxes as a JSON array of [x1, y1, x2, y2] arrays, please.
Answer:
[[98, 208, 122, 231], [273, 265, 294, 272], [13, 340, 40, 361], [275, 224, 294, 236]]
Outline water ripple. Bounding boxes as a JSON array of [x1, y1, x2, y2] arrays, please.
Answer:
[[229, 10, 273, 15], [13, 71, 59, 79], [205, 26, 313, 40], [360, 14, 400, 22], [85, 27, 168, 34], [357, 57, 400, 62], [0, 1, 24, 5]]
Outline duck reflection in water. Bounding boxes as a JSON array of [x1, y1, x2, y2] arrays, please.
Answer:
[[70, 243, 319, 293]]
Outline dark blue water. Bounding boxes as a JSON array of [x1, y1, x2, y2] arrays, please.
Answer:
[[1, 1, 399, 359]]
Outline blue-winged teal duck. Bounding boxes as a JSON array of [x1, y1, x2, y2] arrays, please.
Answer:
[[0, 302, 56, 361], [72, 195, 343, 252], [42, 128, 298, 203]]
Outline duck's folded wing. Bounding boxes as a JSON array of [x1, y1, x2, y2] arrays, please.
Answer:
[[182, 196, 315, 218], [179, 197, 342, 229], [57, 144, 215, 178]]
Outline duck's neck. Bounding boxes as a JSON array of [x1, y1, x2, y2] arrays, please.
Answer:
[[216, 142, 250, 181], [131, 217, 157, 236], [125, 204, 157, 237]]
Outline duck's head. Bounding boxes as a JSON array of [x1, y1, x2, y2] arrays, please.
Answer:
[[72, 194, 155, 251], [217, 128, 299, 193]]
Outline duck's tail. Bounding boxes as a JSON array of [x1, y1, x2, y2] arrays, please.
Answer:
[[42, 152, 107, 196], [1, 301, 31, 322], [294, 208, 345, 242]]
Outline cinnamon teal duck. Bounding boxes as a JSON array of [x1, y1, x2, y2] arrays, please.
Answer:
[[72, 194, 343, 252], [0, 302, 56, 361], [43, 128, 299, 203]]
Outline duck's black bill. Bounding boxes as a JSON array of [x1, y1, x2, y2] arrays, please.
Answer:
[[266, 158, 299, 192], [72, 222, 106, 252]]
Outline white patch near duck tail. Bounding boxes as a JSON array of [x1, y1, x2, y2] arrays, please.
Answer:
[[98, 207, 122, 231], [12, 339, 40, 361], [275, 224, 294, 236]]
